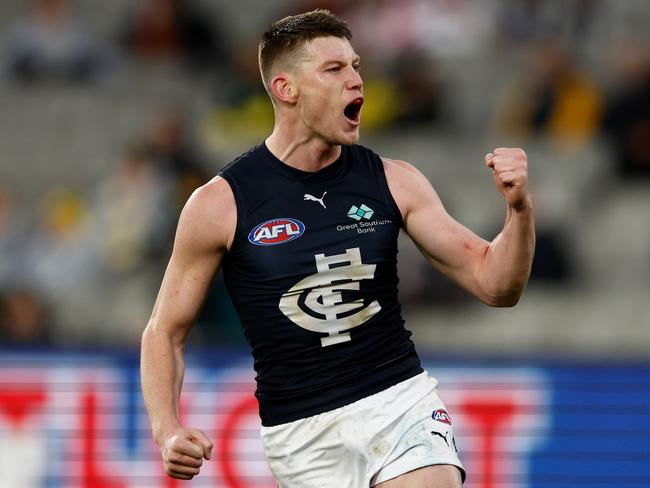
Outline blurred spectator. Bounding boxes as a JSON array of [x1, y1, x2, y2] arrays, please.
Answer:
[[26, 188, 100, 296], [336, 1, 451, 131], [286, 0, 349, 16], [406, 265, 474, 307], [602, 40, 650, 179], [144, 108, 211, 212], [495, 0, 599, 46], [530, 229, 573, 283], [389, 49, 446, 128], [1, 0, 109, 84], [0, 288, 53, 347], [492, 40, 602, 147], [0, 186, 31, 290], [120, 0, 230, 73], [91, 143, 172, 275], [217, 43, 266, 108], [344, 0, 423, 65], [414, 0, 492, 59], [202, 42, 275, 150], [345, 0, 490, 63]]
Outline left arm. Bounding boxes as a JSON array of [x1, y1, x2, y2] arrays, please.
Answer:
[[383, 147, 535, 307]]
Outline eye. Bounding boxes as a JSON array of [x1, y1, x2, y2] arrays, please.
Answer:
[[353, 64, 361, 72], [327, 66, 342, 72]]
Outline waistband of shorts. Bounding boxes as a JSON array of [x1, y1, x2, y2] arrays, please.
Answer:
[[258, 353, 423, 426]]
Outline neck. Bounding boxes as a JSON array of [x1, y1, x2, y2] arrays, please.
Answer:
[[265, 122, 341, 172]]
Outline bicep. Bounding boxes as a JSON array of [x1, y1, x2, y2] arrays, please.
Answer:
[[150, 238, 223, 341], [385, 158, 490, 298], [148, 180, 234, 341], [405, 193, 488, 279]]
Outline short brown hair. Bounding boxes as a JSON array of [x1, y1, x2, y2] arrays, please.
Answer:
[[258, 9, 352, 97]]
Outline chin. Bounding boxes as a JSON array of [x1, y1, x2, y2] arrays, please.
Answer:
[[339, 137, 359, 146], [320, 124, 360, 146], [338, 129, 360, 145]]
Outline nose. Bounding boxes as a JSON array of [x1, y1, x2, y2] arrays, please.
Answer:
[[346, 67, 363, 91]]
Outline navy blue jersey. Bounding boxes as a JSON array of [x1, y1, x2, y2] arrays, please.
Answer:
[[219, 143, 422, 426]]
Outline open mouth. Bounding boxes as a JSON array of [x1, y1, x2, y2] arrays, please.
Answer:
[[344, 98, 364, 124]]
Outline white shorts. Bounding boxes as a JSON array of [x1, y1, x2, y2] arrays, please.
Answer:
[[260, 372, 465, 487]]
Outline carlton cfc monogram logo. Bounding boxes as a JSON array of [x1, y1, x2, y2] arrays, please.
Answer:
[[279, 247, 381, 347]]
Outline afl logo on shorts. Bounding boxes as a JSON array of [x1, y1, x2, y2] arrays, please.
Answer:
[[248, 218, 305, 246], [432, 409, 452, 425]]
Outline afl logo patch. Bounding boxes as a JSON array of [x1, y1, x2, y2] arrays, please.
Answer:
[[432, 409, 452, 425], [248, 218, 305, 246]]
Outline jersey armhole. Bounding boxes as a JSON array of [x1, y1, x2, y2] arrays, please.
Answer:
[[219, 172, 246, 250], [374, 155, 405, 228]]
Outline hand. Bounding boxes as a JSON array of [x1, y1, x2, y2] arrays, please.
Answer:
[[485, 148, 531, 210], [158, 426, 213, 480]]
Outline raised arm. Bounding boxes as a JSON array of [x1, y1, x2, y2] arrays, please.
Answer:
[[383, 148, 534, 307], [140, 176, 236, 480]]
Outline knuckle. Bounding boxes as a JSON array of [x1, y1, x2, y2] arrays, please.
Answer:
[[167, 452, 180, 463], [172, 473, 191, 480]]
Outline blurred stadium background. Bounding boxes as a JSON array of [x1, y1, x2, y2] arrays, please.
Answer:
[[0, 0, 648, 487]]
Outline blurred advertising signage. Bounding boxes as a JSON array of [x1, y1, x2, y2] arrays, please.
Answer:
[[0, 353, 648, 487]]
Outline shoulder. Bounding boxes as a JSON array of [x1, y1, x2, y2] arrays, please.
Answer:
[[382, 157, 422, 179], [189, 175, 236, 211], [381, 157, 442, 220], [177, 176, 237, 251], [382, 157, 434, 197]]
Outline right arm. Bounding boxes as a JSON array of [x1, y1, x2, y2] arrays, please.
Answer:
[[140, 176, 236, 480]]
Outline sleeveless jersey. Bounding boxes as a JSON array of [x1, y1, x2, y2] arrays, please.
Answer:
[[219, 143, 422, 426]]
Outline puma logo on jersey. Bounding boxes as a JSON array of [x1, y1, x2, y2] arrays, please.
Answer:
[[248, 218, 305, 246], [304, 191, 327, 209]]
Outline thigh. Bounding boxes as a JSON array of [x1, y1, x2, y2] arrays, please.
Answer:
[[261, 411, 370, 488], [368, 376, 465, 486], [375, 464, 463, 488]]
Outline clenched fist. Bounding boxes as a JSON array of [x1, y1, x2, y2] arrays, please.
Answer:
[[158, 427, 213, 480], [485, 148, 531, 210]]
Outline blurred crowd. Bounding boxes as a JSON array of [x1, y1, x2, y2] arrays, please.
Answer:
[[0, 0, 648, 349]]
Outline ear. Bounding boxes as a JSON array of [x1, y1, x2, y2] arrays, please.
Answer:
[[270, 74, 298, 104]]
